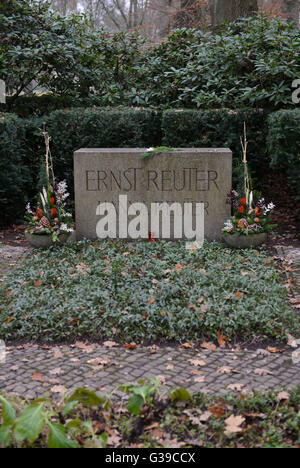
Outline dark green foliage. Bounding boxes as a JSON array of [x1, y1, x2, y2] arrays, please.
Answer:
[[267, 110, 300, 199], [1, 12, 299, 113], [162, 109, 267, 185], [127, 16, 300, 111], [42, 107, 161, 194], [0, 95, 76, 118], [0, 108, 160, 224], [0, 114, 41, 225], [0, 240, 297, 344]]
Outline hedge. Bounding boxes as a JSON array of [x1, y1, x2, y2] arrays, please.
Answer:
[[1, 107, 299, 225], [267, 110, 300, 200], [161, 109, 268, 186], [0, 107, 161, 224], [0, 113, 41, 225]]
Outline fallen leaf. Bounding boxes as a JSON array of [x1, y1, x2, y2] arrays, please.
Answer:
[[53, 349, 63, 359], [254, 368, 272, 376], [208, 404, 226, 418], [51, 385, 67, 395], [276, 391, 290, 402], [194, 376, 205, 383], [49, 368, 63, 376], [188, 359, 206, 367], [227, 383, 244, 392], [224, 415, 245, 436], [181, 342, 193, 349], [147, 298, 155, 305], [266, 346, 280, 353], [34, 280, 42, 287], [200, 342, 217, 351], [217, 331, 226, 348], [124, 343, 137, 350], [189, 369, 203, 376], [234, 291, 242, 299], [217, 366, 232, 374], [31, 372, 44, 382], [103, 341, 118, 348]]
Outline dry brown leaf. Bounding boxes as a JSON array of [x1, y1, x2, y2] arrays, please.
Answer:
[[49, 368, 63, 376], [217, 330, 226, 348], [53, 349, 63, 359], [147, 298, 155, 305], [103, 341, 118, 348], [254, 368, 272, 376], [188, 359, 206, 367], [224, 415, 245, 436], [208, 405, 226, 418], [217, 366, 232, 374], [189, 369, 203, 376], [227, 383, 244, 392], [266, 346, 280, 353], [124, 343, 137, 350], [276, 391, 290, 402], [51, 385, 67, 395], [31, 372, 44, 382], [34, 280, 42, 287], [181, 342, 193, 349], [194, 376, 205, 383], [200, 342, 217, 351], [234, 291, 242, 299]]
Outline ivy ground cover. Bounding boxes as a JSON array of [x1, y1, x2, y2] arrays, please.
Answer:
[[0, 241, 298, 344]]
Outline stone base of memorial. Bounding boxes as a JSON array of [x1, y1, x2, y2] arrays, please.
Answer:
[[222, 233, 267, 249], [25, 231, 70, 249]]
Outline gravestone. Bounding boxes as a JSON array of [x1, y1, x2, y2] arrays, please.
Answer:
[[74, 148, 232, 240]]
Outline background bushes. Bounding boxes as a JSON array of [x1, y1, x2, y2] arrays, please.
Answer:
[[267, 110, 300, 200]]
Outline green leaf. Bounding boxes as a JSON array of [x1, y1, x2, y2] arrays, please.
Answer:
[[0, 396, 16, 424], [171, 387, 191, 401], [62, 400, 78, 417], [0, 423, 12, 446], [127, 394, 144, 415], [47, 422, 78, 449], [68, 388, 104, 407], [14, 404, 44, 443]]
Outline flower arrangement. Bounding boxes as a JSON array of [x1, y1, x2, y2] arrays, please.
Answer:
[[25, 127, 74, 242], [223, 124, 275, 237], [223, 191, 275, 236]]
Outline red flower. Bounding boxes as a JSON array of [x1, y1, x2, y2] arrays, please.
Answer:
[[50, 197, 55, 206], [50, 208, 57, 219], [36, 208, 43, 218], [237, 205, 245, 214], [240, 197, 246, 206], [148, 232, 154, 243], [255, 206, 261, 216]]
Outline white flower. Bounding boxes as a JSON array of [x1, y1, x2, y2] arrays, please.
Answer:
[[26, 203, 34, 215], [60, 223, 73, 233], [146, 147, 154, 152], [223, 219, 234, 232]]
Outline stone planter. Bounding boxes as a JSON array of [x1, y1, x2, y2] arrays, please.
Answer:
[[222, 233, 267, 249], [25, 231, 70, 249]]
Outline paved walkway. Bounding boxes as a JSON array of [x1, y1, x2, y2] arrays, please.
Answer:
[[1, 343, 300, 399], [0, 242, 299, 399]]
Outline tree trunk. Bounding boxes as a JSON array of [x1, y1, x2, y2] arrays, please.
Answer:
[[209, 0, 258, 26]]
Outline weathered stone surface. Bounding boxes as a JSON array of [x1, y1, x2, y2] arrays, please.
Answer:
[[74, 148, 232, 240]]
